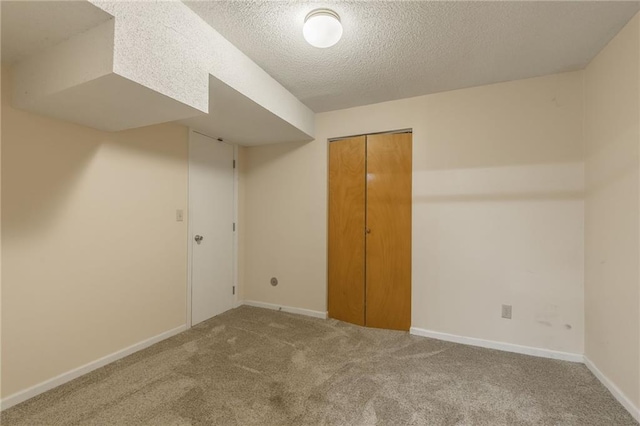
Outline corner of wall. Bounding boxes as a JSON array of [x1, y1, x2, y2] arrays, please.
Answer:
[[583, 10, 640, 413]]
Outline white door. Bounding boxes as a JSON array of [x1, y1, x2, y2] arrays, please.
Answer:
[[189, 131, 235, 326]]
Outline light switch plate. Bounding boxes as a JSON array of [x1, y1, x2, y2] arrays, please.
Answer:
[[176, 209, 184, 222]]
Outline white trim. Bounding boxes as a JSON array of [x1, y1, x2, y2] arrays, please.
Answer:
[[240, 300, 328, 319], [232, 144, 239, 307], [584, 356, 640, 422], [186, 129, 194, 329], [409, 327, 584, 363], [0, 325, 187, 411]]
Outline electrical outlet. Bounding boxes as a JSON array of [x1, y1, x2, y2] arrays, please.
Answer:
[[502, 304, 512, 319], [176, 209, 184, 222]]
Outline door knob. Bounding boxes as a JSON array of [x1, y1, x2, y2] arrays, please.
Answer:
[[195, 235, 204, 244], [365, 228, 371, 234]]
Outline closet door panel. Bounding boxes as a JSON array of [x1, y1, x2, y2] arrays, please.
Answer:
[[328, 136, 366, 326], [365, 133, 412, 330]]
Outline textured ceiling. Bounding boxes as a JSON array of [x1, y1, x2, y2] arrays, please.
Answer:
[[2, 0, 313, 144], [185, 1, 640, 112], [0, 1, 112, 64]]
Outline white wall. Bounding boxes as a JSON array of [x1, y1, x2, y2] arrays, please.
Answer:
[[584, 12, 640, 411], [244, 71, 585, 355], [1, 67, 189, 398]]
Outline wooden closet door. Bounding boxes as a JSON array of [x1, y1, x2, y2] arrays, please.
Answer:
[[328, 136, 366, 326], [365, 133, 412, 331]]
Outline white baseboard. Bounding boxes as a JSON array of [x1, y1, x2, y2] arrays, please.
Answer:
[[1, 324, 187, 411], [240, 300, 328, 319], [410, 327, 584, 363], [411, 327, 639, 420], [584, 356, 640, 422]]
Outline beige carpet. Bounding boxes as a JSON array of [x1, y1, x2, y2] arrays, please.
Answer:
[[2, 306, 637, 425]]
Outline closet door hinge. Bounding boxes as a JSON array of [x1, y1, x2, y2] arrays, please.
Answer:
[[233, 222, 236, 231], [232, 286, 236, 295], [233, 160, 236, 169]]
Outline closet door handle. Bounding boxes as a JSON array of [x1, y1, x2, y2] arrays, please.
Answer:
[[365, 228, 371, 234]]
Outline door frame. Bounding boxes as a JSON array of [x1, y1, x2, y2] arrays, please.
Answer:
[[186, 129, 240, 328], [326, 128, 413, 328], [327, 128, 413, 143]]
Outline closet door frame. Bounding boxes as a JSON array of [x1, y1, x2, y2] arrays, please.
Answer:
[[326, 129, 413, 330]]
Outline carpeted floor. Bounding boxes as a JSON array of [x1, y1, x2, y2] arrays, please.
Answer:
[[2, 306, 637, 425]]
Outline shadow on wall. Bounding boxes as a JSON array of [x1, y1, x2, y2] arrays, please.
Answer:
[[414, 191, 584, 204], [415, 75, 584, 171], [244, 140, 310, 174], [1, 67, 187, 236], [585, 128, 639, 196], [2, 106, 100, 235], [412, 162, 585, 204]]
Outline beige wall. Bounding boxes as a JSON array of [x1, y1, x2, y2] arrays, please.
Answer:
[[245, 71, 585, 354], [1, 67, 189, 398], [244, 140, 328, 311], [584, 12, 640, 409]]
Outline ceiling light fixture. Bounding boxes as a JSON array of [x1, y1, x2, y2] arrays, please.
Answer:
[[303, 9, 342, 48]]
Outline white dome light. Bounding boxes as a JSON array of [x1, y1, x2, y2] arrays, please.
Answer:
[[303, 9, 343, 48]]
